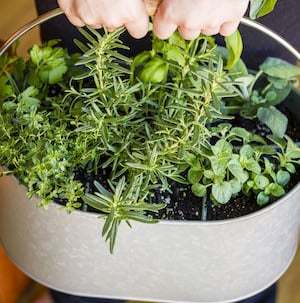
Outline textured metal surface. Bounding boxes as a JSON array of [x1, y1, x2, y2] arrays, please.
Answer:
[[0, 173, 300, 303]]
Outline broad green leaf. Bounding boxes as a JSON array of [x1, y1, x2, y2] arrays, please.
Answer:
[[211, 139, 232, 157], [264, 85, 292, 106], [285, 137, 300, 159], [254, 174, 270, 189], [132, 51, 151, 67], [267, 135, 287, 149], [224, 30, 243, 69], [257, 106, 288, 138], [285, 163, 296, 173], [259, 57, 300, 79], [230, 179, 242, 195], [240, 145, 254, 158], [212, 181, 232, 204], [204, 169, 215, 180], [210, 156, 227, 176], [257, 192, 270, 205], [228, 159, 249, 183], [166, 46, 185, 66], [268, 183, 285, 197], [249, 0, 277, 19], [245, 158, 261, 174], [276, 170, 290, 187], [230, 127, 251, 142], [254, 145, 277, 155], [188, 168, 202, 184], [191, 183, 207, 197]]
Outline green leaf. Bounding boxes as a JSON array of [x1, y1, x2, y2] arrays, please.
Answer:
[[138, 57, 168, 83], [268, 183, 285, 197], [285, 163, 296, 174], [132, 51, 151, 68], [259, 57, 300, 79], [188, 168, 202, 184], [82, 193, 110, 211], [264, 85, 292, 107], [257, 192, 270, 206], [211, 139, 232, 157], [191, 183, 207, 197], [276, 170, 290, 187], [165, 46, 185, 66], [224, 30, 243, 69], [0, 77, 14, 100], [210, 156, 227, 176], [244, 158, 261, 174], [254, 174, 270, 189], [230, 179, 242, 195], [102, 210, 115, 237], [212, 181, 232, 204], [240, 145, 254, 159], [257, 106, 288, 138], [249, 0, 277, 19], [228, 159, 249, 183], [267, 135, 286, 150]]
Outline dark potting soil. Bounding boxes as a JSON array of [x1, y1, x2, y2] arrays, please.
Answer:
[[55, 103, 300, 222]]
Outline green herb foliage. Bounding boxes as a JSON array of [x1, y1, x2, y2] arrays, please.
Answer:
[[0, 25, 299, 252]]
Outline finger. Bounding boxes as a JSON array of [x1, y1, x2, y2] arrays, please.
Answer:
[[125, 14, 149, 39], [201, 26, 220, 36], [106, 26, 118, 32], [64, 12, 85, 27], [177, 26, 201, 40], [153, 17, 178, 40], [90, 23, 103, 30], [220, 21, 240, 36]]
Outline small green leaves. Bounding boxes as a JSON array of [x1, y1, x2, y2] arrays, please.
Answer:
[[0, 77, 14, 101], [30, 41, 68, 84]]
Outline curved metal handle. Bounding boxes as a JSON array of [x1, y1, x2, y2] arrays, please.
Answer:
[[0, 7, 299, 61]]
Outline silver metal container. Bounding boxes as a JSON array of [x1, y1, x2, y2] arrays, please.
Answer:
[[0, 9, 300, 303]]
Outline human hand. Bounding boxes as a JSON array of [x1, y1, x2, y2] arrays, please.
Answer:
[[57, 0, 149, 39], [153, 0, 250, 40]]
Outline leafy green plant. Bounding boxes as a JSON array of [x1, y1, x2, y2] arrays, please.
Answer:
[[0, 17, 299, 252]]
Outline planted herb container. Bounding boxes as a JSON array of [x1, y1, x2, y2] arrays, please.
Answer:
[[1, 5, 300, 303]]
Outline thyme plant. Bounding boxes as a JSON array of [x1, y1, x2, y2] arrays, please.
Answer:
[[0, 22, 299, 252]]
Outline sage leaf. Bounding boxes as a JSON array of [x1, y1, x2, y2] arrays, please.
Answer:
[[260, 57, 300, 79], [257, 106, 288, 138]]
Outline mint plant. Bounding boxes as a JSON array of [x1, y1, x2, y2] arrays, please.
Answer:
[[0, 19, 299, 252]]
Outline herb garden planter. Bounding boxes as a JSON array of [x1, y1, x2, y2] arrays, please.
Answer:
[[1, 7, 300, 303]]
